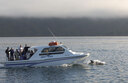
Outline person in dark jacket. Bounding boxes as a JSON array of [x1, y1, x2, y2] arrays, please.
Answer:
[[5, 47, 10, 61], [23, 44, 30, 55], [23, 44, 30, 60], [10, 48, 14, 61]]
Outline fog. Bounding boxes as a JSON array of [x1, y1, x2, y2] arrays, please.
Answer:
[[0, 0, 128, 18]]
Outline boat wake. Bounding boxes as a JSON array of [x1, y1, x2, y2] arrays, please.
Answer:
[[60, 64, 72, 67]]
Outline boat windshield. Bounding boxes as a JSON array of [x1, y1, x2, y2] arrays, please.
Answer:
[[62, 45, 71, 51], [62, 45, 68, 49]]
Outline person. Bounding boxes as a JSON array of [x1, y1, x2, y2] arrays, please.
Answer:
[[14, 49, 20, 60], [10, 48, 14, 61], [5, 47, 10, 61], [18, 45, 23, 59], [26, 50, 31, 59], [22, 44, 30, 60], [18, 45, 23, 54], [23, 44, 30, 55]]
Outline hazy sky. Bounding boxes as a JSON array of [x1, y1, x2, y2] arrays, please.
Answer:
[[0, 0, 128, 18]]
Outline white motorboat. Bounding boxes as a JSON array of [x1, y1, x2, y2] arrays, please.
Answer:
[[2, 41, 90, 67]]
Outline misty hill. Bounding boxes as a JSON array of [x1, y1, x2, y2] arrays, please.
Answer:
[[0, 17, 128, 37]]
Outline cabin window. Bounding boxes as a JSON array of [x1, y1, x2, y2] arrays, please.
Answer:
[[40, 46, 65, 55]]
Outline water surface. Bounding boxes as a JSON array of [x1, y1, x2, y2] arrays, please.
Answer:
[[0, 37, 128, 83]]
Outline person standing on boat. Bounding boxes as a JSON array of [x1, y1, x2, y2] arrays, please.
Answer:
[[23, 44, 30, 55], [14, 49, 20, 60], [18, 45, 23, 60], [18, 45, 23, 53], [5, 47, 10, 61], [10, 48, 14, 61], [22, 44, 30, 60]]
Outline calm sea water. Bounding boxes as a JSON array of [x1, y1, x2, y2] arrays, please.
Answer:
[[0, 37, 128, 83]]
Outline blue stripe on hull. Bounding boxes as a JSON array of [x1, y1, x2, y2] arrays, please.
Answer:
[[5, 55, 85, 67]]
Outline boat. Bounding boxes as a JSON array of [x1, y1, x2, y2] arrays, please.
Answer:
[[1, 41, 90, 68]]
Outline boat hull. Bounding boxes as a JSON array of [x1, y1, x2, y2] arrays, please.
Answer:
[[3, 55, 87, 68]]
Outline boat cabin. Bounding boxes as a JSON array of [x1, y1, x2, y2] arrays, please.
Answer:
[[29, 44, 69, 60], [27, 41, 72, 60]]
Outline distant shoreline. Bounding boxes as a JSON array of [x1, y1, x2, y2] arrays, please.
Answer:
[[0, 17, 128, 36]]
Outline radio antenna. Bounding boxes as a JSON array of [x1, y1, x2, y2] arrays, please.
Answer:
[[48, 27, 58, 41]]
